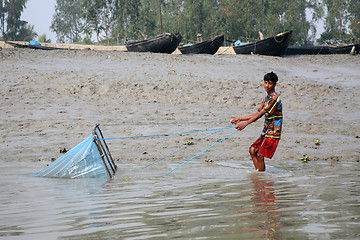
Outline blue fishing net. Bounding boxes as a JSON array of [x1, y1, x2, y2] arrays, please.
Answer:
[[33, 125, 117, 179]]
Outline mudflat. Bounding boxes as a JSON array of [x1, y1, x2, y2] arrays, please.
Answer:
[[0, 46, 359, 165]]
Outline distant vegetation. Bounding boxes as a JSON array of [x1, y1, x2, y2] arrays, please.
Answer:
[[38, 34, 51, 43], [50, 0, 360, 46], [1, 0, 359, 46], [0, 0, 37, 41]]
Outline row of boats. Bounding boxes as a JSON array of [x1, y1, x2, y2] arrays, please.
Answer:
[[125, 32, 226, 55], [124, 30, 360, 56], [6, 30, 360, 56]]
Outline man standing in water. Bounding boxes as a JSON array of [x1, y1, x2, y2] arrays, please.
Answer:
[[231, 72, 282, 171]]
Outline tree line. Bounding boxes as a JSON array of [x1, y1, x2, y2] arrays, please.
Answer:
[[1, 0, 359, 46], [0, 0, 36, 41]]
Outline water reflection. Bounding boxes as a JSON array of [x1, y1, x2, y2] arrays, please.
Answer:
[[246, 173, 281, 239]]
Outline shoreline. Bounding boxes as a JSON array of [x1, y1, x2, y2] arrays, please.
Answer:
[[0, 46, 359, 164], [0, 40, 235, 54]]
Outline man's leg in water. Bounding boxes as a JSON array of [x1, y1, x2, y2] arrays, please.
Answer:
[[249, 147, 266, 171]]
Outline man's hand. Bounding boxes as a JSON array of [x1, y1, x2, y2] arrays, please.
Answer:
[[231, 118, 241, 124], [236, 122, 248, 131]]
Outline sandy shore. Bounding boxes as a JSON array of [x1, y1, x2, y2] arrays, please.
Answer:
[[0, 40, 235, 54], [0, 44, 359, 166]]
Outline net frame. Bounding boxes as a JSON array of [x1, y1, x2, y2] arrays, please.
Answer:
[[33, 124, 117, 179], [93, 124, 117, 178]]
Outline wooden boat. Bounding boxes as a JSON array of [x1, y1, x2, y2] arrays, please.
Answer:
[[125, 32, 182, 54], [329, 44, 360, 54], [233, 31, 293, 56], [28, 44, 63, 50], [5, 41, 28, 48], [284, 43, 360, 55], [284, 46, 331, 55], [178, 34, 225, 55], [5, 41, 63, 50]]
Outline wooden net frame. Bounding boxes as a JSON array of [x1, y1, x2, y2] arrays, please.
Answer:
[[93, 124, 117, 178]]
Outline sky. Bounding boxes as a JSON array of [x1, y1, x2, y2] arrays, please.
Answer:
[[21, 0, 57, 42]]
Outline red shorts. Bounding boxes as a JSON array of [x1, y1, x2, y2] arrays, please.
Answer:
[[250, 136, 279, 159]]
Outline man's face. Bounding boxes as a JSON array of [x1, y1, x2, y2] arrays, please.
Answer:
[[264, 80, 275, 93]]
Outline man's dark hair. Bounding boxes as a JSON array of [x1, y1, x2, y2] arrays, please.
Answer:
[[264, 72, 278, 84]]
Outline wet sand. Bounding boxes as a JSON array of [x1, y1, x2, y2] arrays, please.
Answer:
[[0, 43, 359, 165]]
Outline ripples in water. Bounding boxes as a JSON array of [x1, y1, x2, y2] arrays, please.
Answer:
[[0, 160, 359, 239]]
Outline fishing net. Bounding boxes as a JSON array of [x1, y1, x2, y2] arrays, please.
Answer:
[[33, 125, 117, 179]]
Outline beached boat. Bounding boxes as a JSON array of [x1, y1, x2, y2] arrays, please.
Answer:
[[284, 46, 332, 55], [28, 44, 63, 50], [125, 32, 182, 54], [5, 41, 63, 50], [5, 41, 28, 48], [178, 34, 225, 55], [329, 43, 360, 54], [284, 43, 360, 55], [233, 31, 293, 56]]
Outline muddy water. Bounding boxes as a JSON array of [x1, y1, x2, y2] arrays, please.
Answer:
[[0, 158, 359, 240]]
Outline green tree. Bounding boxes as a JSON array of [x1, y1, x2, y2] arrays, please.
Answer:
[[48, 0, 358, 46], [215, 0, 266, 42], [0, 0, 4, 38], [347, 0, 360, 43], [82, 0, 104, 43], [38, 34, 51, 43], [0, 0, 34, 40], [318, 0, 360, 44], [215, 0, 322, 46], [112, 0, 142, 42], [322, 0, 349, 41], [81, 35, 92, 44], [179, 0, 219, 42], [17, 22, 36, 40], [138, 0, 158, 37], [161, 0, 177, 33], [51, 0, 83, 43], [275, 0, 321, 45]]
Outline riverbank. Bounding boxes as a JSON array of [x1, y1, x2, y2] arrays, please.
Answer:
[[0, 40, 236, 54], [0, 47, 359, 164]]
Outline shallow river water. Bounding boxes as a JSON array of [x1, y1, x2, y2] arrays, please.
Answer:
[[0, 158, 359, 240]]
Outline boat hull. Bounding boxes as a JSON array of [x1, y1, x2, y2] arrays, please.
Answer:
[[233, 31, 293, 56], [178, 34, 225, 55], [284, 43, 360, 55], [329, 44, 360, 54], [284, 46, 332, 55], [125, 33, 182, 54], [5, 41, 63, 50]]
